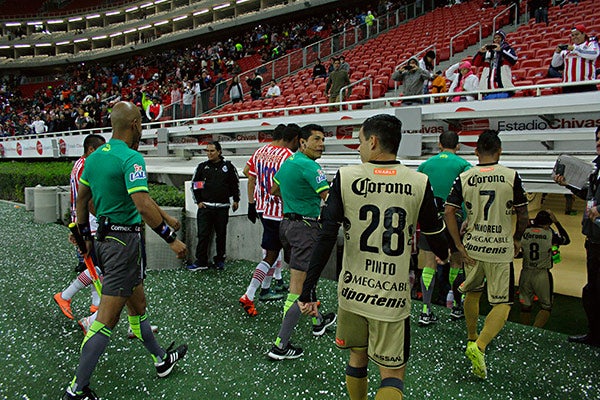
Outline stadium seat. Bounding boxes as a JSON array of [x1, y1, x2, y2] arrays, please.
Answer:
[[520, 59, 544, 69]]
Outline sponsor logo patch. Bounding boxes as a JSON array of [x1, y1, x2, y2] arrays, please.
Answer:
[[129, 164, 147, 182]]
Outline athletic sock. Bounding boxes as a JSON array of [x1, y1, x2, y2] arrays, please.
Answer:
[[91, 288, 100, 308], [421, 267, 436, 313], [478, 304, 510, 351], [312, 311, 323, 326], [72, 320, 112, 392], [273, 253, 283, 281], [345, 364, 368, 400], [449, 267, 461, 306], [261, 266, 275, 290], [62, 270, 92, 299], [245, 261, 270, 301], [375, 377, 404, 400], [464, 292, 481, 341], [129, 314, 165, 362], [275, 294, 301, 349], [533, 309, 551, 328]]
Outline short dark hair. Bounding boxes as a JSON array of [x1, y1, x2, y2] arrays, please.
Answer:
[[300, 124, 325, 141], [283, 123, 301, 142], [83, 134, 105, 152], [476, 130, 501, 155], [439, 131, 459, 149], [272, 124, 286, 141], [207, 140, 222, 152], [361, 114, 402, 154]]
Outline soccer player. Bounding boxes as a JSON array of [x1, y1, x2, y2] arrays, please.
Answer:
[[267, 124, 336, 360], [239, 124, 300, 316], [299, 114, 448, 400], [63, 102, 188, 400], [54, 134, 105, 323], [445, 129, 529, 379], [415, 131, 471, 324], [519, 210, 570, 328]]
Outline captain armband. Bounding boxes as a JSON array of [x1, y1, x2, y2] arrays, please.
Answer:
[[153, 221, 177, 243]]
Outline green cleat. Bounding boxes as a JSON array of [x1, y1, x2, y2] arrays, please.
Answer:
[[465, 341, 487, 379], [259, 289, 285, 301]]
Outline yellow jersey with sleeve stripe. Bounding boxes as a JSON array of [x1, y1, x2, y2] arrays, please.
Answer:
[[337, 162, 445, 322], [446, 162, 528, 263], [79, 138, 147, 225]]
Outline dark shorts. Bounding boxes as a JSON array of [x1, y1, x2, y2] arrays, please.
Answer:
[[95, 231, 146, 297], [279, 218, 320, 272], [260, 214, 283, 252], [418, 213, 462, 253]]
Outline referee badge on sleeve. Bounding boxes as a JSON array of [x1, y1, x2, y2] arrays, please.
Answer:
[[193, 181, 205, 189]]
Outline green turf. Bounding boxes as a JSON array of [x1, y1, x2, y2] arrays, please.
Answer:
[[1, 201, 599, 399]]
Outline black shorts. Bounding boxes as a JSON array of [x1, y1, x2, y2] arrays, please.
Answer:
[[259, 214, 283, 252], [418, 213, 462, 253], [95, 231, 146, 297]]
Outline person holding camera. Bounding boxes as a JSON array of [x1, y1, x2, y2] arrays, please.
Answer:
[[472, 29, 517, 99], [446, 61, 480, 102], [551, 24, 599, 93], [391, 57, 432, 105]]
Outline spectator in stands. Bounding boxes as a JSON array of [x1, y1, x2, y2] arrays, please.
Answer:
[[214, 72, 227, 106], [170, 84, 182, 120], [472, 29, 517, 99], [198, 70, 214, 112], [419, 50, 436, 103], [265, 79, 281, 98], [339, 56, 350, 73], [182, 83, 195, 119], [325, 58, 350, 111], [228, 75, 244, 103], [365, 10, 375, 36], [446, 61, 480, 102], [551, 24, 600, 93], [146, 97, 163, 127], [430, 70, 448, 102], [313, 58, 328, 79], [529, 0, 550, 25], [29, 115, 47, 134], [391, 56, 431, 105], [246, 71, 263, 101]]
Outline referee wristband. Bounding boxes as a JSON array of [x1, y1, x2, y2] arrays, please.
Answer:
[[153, 221, 177, 243]]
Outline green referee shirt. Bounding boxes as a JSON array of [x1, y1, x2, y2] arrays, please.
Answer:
[[274, 151, 329, 218], [79, 138, 148, 225], [417, 151, 471, 200]]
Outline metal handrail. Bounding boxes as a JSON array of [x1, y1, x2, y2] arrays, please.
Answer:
[[340, 76, 373, 109], [492, 3, 517, 35], [449, 22, 481, 59]]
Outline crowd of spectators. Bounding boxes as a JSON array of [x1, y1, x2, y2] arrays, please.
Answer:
[[0, 0, 401, 137]]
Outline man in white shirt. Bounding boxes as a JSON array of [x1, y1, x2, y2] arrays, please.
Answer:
[[265, 79, 281, 98]]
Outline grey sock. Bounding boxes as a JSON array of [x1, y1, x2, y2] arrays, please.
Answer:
[[276, 302, 302, 348]]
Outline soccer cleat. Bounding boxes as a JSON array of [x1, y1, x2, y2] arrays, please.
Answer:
[[259, 289, 285, 301], [450, 306, 465, 320], [465, 341, 487, 379], [54, 292, 74, 320], [272, 280, 289, 294], [418, 312, 439, 326], [215, 261, 225, 270], [63, 385, 98, 400], [186, 263, 208, 272], [267, 343, 304, 360], [77, 316, 93, 335], [127, 325, 159, 339], [239, 294, 258, 317], [155, 342, 188, 378], [313, 312, 337, 336], [89, 305, 99, 314]]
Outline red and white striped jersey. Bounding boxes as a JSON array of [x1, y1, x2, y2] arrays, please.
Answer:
[[70, 156, 85, 222], [246, 144, 293, 220], [555, 40, 600, 83], [70, 156, 98, 231]]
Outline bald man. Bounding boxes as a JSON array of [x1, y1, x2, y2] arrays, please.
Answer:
[[63, 102, 188, 400]]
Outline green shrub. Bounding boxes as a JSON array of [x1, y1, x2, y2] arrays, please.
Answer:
[[148, 183, 185, 207], [0, 161, 71, 203]]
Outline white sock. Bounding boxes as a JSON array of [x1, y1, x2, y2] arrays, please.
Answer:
[[273, 252, 283, 281], [246, 261, 270, 301], [62, 270, 91, 299]]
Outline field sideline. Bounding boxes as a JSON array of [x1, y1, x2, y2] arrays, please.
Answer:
[[0, 201, 598, 399]]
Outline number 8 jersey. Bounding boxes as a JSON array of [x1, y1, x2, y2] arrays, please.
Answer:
[[445, 162, 528, 263], [337, 162, 444, 322]]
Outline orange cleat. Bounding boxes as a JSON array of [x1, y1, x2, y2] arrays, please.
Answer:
[[239, 294, 258, 317], [53, 292, 74, 320]]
